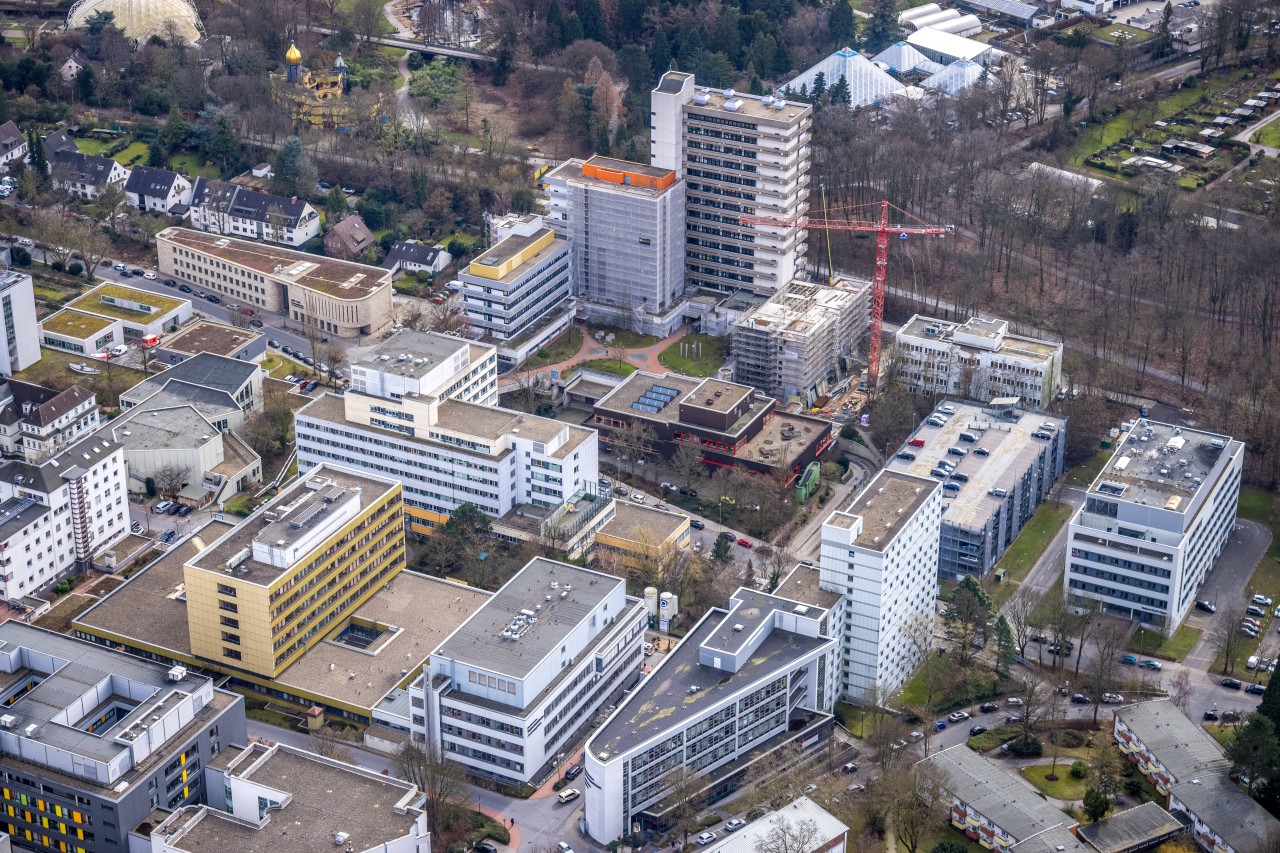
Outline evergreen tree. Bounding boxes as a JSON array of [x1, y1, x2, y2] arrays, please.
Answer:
[[617, 44, 653, 90], [1226, 713, 1280, 795], [1153, 3, 1174, 58], [576, 0, 607, 44], [26, 129, 47, 186], [1257, 677, 1280, 735], [828, 74, 852, 106], [562, 12, 585, 45], [325, 185, 349, 221], [810, 71, 827, 102], [1082, 789, 1109, 822], [272, 136, 317, 197], [617, 0, 648, 39], [205, 114, 237, 171], [147, 139, 166, 167], [772, 37, 791, 77], [160, 110, 191, 152], [650, 28, 673, 79], [830, 0, 856, 46], [545, 0, 568, 49], [865, 0, 900, 52], [596, 123, 612, 156], [491, 46, 512, 85], [994, 615, 1016, 676], [74, 65, 95, 104]]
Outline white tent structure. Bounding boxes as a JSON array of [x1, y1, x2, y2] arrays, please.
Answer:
[[920, 59, 987, 95], [907, 9, 962, 30], [785, 47, 904, 109], [931, 13, 983, 36], [898, 3, 942, 23], [871, 41, 935, 75], [67, 0, 202, 43]]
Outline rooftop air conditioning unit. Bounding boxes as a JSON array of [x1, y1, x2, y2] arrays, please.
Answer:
[[167, 665, 187, 682], [0, 714, 15, 729]]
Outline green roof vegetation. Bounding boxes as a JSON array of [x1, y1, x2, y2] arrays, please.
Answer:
[[40, 309, 114, 338], [67, 283, 186, 322]]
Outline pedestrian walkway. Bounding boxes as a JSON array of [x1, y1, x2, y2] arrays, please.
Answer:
[[499, 325, 690, 394], [476, 803, 523, 850]]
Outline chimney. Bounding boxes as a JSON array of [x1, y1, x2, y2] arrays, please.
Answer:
[[291, 196, 297, 204]]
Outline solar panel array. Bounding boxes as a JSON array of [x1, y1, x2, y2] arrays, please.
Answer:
[[632, 384, 681, 414]]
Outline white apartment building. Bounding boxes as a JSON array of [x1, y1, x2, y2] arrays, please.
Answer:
[[422, 557, 646, 785], [296, 331, 602, 538], [819, 468, 943, 701], [0, 270, 38, 375], [732, 276, 872, 404], [0, 380, 98, 462], [584, 587, 838, 843], [895, 314, 1063, 408], [544, 155, 687, 337], [0, 433, 128, 601], [188, 178, 321, 247], [459, 213, 574, 366], [651, 71, 813, 295], [885, 399, 1066, 579], [1066, 420, 1243, 630]]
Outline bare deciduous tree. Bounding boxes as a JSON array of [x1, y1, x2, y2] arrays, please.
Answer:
[[395, 740, 466, 835], [153, 465, 190, 497], [1207, 606, 1251, 675], [752, 816, 821, 853]]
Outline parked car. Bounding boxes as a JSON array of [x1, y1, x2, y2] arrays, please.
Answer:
[[177, 505, 193, 517], [1119, 655, 1138, 666], [724, 819, 746, 832], [178, 284, 192, 293], [689, 519, 705, 530], [205, 294, 221, 304], [1005, 714, 1024, 724], [110, 344, 128, 357], [643, 642, 654, 656], [475, 843, 498, 853], [631, 491, 647, 504], [1071, 694, 1091, 704], [143, 271, 157, 280], [1247, 605, 1266, 618], [268, 339, 281, 348], [154, 500, 174, 513], [556, 789, 580, 804], [969, 725, 988, 736], [841, 762, 859, 774], [557, 844, 574, 853], [1006, 697, 1023, 706], [979, 702, 999, 713], [933, 720, 947, 731], [1139, 659, 1163, 671], [1102, 693, 1124, 704], [947, 711, 969, 723], [564, 763, 583, 780], [696, 833, 717, 846], [1247, 683, 1267, 695], [1195, 600, 1217, 613], [130, 520, 142, 533], [129, 268, 145, 276], [1254, 594, 1274, 606], [160, 530, 177, 544], [165, 503, 182, 515], [737, 538, 753, 548], [907, 731, 924, 742], [1222, 677, 1243, 690], [162, 278, 177, 287], [1203, 710, 1219, 721], [113, 263, 127, 272]]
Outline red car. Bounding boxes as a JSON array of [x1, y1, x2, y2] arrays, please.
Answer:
[[908, 438, 926, 447], [737, 538, 753, 548]]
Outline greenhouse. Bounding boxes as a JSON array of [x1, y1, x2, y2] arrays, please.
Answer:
[[67, 0, 203, 44]]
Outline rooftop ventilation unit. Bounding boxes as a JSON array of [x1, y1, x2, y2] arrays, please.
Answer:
[[0, 714, 15, 729], [167, 665, 187, 682], [732, 623, 745, 632]]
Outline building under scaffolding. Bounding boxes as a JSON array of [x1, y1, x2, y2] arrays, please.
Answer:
[[731, 276, 871, 405]]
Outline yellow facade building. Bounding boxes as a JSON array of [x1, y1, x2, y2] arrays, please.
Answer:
[[594, 502, 691, 580], [183, 464, 405, 678]]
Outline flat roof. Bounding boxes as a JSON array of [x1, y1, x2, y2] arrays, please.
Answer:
[[0, 495, 48, 541], [66, 283, 186, 322], [735, 279, 870, 339], [1075, 802, 1182, 853], [686, 85, 812, 124], [162, 319, 262, 357], [702, 798, 846, 853], [899, 314, 1061, 362], [73, 520, 238, 656], [840, 468, 939, 551], [433, 399, 595, 458], [39, 308, 115, 338], [1114, 699, 1229, 781], [589, 598, 829, 759], [598, 502, 689, 545], [907, 27, 993, 60], [276, 571, 487, 705], [596, 372, 705, 425], [189, 466, 400, 586], [921, 745, 1075, 843], [166, 747, 422, 853], [353, 329, 474, 372], [773, 565, 842, 610], [160, 227, 391, 301], [112, 405, 216, 451], [484, 230, 565, 285], [0, 621, 214, 768], [433, 558, 624, 680], [1090, 420, 1238, 514], [737, 412, 829, 466], [1169, 773, 1280, 852], [547, 156, 679, 198], [683, 378, 751, 414], [886, 400, 1065, 530]]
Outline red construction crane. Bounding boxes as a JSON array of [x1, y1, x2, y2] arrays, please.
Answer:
[[739, 200, 947, 394]]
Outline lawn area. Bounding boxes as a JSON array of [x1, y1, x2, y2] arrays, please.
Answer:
[[564, 358, 637, 378], [223, 492, 265, 517], [1069, 70, 1248, 166], [1206, 723, 1237, 749], [1129, 625, 1201, 662], [590, 325, 661, 349], [968, 722, 1022, 752], [1066, 450, 1111, 487], [658, 333, 727, 378], [15, 348, 145, 405], [112, 142, 149, 166], [262, 353, 310, 379], [1254, 122, 1280, 148], [916, 823, 988, 853], [379, 45, 407, 58], [898, 654, 1007, 712], [1020, 763, 1090, 800], [1030, 569, 1067, 627], [1090, 22, 1154, 44], [523, 327, 583, 370], [988, 501, 1073, 607], [73, 137, 114, 155], [245, 705, 297, 728], [168, 152, 220, 180], [834, 701, 869, 737]]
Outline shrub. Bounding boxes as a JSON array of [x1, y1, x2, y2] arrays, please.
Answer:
[[66, 261, 83, 277], [1070, 760, 1087, 779], [50, 261, 62, 272], [839, 423, 859, 440], [145, 477, 156, 497], [1124, 779, 1143, 795], [930, 842, 968, 853], [11, 247, 29, 266], [407, 51, 426, 71], [537, 347, 550, 360], [1053, 729, 1087, 748], [1009, 735, 1043, 757]]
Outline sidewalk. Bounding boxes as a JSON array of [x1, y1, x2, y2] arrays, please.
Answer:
[[499, 325, 690, 393]]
